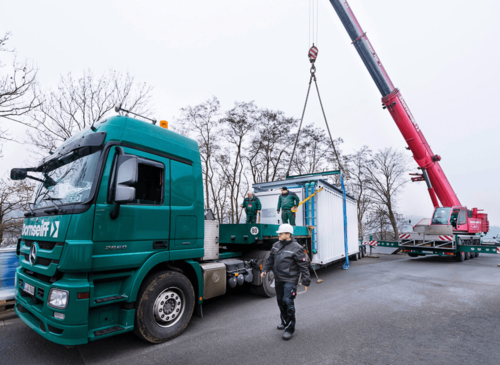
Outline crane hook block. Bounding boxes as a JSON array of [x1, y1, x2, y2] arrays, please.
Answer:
[[308, 45, 318, 63]]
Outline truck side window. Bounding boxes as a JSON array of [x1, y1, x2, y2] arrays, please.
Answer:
[[171, 160, 195, 206], [458, 210, 467, 225], [133, 159, 164, 205]]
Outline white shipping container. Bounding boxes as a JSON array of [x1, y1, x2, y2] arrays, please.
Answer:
[[255, 188, 303, 225], [313, 180, 358, 265], [253, 177, 359, 267]]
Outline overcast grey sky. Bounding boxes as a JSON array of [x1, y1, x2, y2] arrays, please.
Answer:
[[1, 0, 499, 226]]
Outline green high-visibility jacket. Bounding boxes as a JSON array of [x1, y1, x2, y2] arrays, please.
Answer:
[[277, 192, 300, 211], [242, 196, 261, 215]]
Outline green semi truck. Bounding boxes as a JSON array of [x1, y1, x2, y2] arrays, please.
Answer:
[[10, 115, 328, 346]]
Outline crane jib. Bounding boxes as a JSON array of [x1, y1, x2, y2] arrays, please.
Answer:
[[328, 0, 394, 97], [328, 0, 462, 209]]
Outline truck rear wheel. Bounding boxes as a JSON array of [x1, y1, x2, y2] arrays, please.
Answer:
[[475, 252, 480, 258], [465, 251, 470, 260], [455, 251, 465, 262], [408, 253, 419, 258], [243, 250, 276, 298], [134, 271, 195, 343]]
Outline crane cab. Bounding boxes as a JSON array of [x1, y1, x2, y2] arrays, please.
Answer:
[[431, 206, 485, 234]]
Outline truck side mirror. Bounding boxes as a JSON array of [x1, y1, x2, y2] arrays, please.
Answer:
[[114, 155, 138, 203], [11, 168, 27, 180], [110, 154, 138, 219]]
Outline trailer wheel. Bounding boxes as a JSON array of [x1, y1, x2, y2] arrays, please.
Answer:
[[455, 251, 465, 262], [465, 251, 470, 260], [360, 247, 365, 259], [242, 250, 276, 298], [408, 253, 419, 258], [475, 252, 480, 258], [352, 253, 359, 261], [469, 251, 475, 259], [134, 271, 195, 343]]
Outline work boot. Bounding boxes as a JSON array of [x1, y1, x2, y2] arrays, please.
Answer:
[[282, 331, 293, 340], [277, 324, 285, 330]]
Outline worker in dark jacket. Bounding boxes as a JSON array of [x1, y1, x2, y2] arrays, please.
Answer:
[[261, 224, 311, 340], [240, 189, 262, 224], [277, 187, 300, 226]]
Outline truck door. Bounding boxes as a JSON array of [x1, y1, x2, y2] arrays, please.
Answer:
[[457, 209, 468, 231], [92, 146, 170, 270]]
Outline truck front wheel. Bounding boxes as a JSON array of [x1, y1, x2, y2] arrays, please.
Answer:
[[134, 271, 195, 343]]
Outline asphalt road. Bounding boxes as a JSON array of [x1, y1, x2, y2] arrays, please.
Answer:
[[1, 253, 500, 365]]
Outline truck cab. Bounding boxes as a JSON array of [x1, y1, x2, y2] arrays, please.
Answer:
[[12, 116, 207, 345]]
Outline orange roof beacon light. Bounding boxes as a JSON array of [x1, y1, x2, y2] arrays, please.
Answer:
[[159, 120, 168, 129]]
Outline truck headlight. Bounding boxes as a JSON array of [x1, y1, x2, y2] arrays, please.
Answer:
[[48, 289, 69, 309]]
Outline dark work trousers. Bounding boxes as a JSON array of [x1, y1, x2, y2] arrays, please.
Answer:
[[275, 281, 297, 333], [246, 213, 257, 223], [281, 209, 296, 226]]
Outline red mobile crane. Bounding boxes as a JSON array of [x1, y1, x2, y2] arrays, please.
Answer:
[[328, 0, 490, 260]]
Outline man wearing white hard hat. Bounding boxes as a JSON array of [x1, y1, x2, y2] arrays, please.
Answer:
[[261, 224, 311, 340], [240, 189, 261, 224]]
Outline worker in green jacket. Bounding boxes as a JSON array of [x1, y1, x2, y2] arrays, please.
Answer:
[[277, 187, 300, 226], [241, 189, 262, 224]]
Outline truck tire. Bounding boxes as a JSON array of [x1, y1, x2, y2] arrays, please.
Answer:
[[360, 247, 365, 259], [465, 251, 470, 260], [408, 253, 419, 258], [455, 251, 465, 262], [243, 250, 276, 298], [134, 271, 195, 343], [352, 253, 359, 261], [475, 252, 480, 258]]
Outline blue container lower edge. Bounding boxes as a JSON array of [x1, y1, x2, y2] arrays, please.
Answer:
[[0, 247, 19, 301]]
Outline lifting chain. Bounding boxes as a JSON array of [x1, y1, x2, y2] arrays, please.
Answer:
[[286, 45, 344, 178]]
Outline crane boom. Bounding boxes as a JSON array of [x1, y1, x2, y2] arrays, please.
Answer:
[[328, 0, 461, 208]]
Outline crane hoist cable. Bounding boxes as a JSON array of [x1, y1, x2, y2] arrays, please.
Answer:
[[286, 45, 345, 178]]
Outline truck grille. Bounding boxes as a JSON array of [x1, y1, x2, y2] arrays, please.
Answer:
[[22, 240, 64, 250], [23, 269, 62, 284], [23, 254, 57, 267]]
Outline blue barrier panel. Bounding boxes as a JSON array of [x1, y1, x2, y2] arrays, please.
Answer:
[[0, 247, 19, 301]]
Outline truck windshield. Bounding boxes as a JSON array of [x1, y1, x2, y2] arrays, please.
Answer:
[[431, 207, 451, 225], [33, 150, 101, 209]]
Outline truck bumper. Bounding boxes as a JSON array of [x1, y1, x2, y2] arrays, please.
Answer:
[[15, 300, 88, 346]]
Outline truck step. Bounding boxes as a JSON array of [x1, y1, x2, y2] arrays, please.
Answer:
[[95, 295, 127, 304], [94, 326, 124, 337]]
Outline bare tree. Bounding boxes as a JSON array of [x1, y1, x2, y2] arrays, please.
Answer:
[[346, 146, 374, 237], [0, 176, 35, 246], [177, 97, 223, 214], [219, 101, 258, 223], [246, 109, 297, 183], [28, 69, 153, 154], [365, 147, 411, 239], [0, 32, 40, 145]]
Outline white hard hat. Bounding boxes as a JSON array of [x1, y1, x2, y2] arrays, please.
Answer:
[[277, 224, 294, 234], [248, 189, 254, 194]]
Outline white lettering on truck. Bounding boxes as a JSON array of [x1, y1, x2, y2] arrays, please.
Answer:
[[22, 221, 59, 238]]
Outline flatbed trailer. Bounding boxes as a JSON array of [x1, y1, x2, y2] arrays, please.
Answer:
[[366, 237, 498, 261]]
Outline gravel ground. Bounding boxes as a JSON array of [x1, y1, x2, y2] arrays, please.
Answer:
[[1, 252, 499, 365]]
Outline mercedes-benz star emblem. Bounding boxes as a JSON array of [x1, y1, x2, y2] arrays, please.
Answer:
[[29, 244, 38, 266]]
